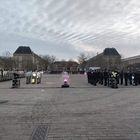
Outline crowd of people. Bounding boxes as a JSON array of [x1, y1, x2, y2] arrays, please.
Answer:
[[87, 69, 140, 87]]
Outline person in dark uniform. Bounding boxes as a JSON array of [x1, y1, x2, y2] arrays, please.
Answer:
[[0, 69, 3, 78], [90, 70, 94, 85], [134, 71, 138, 86], [119, 70, 124, 85], [116, 70, 119, 85], [87, 70, 91, 83], [104, 69, 108, 86], [13, 72, 19, 79], [138, 71, 140, 85], [87, 69, 94, 84], [99, 70, 103, 85], [124, 71, 128, 86], [128, 71, 132, 85], [93, 70, 97, 86]]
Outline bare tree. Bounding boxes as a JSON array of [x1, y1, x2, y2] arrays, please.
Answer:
[[42, 55, 56, 64], [41, 55, 57, 70], [1, 51, 13, 70], [2, 51, 12, 57], [50, 55, 56, 63], [77, 53, 89, 72], [77, 53, 88, 64]]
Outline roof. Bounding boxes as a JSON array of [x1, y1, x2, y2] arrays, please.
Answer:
[[103, 48, 120, 56], [14, 46, 32, 54], [54, 61, 79, 65], [122, 55, 140, 62]]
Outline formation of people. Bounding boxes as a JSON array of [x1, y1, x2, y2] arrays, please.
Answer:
[[87, 69, 140, 88], [9, 69, 140, 88]]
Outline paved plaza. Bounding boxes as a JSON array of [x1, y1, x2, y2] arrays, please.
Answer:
[[0, 74, 140, 140]]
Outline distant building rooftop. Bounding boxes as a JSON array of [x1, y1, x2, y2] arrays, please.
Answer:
[[103, 48, 120, 56], [14, 46, 32, 54], [122, 55, 140, 62]]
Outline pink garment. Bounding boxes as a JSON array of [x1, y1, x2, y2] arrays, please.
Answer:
[[62, 72, 70, 84]]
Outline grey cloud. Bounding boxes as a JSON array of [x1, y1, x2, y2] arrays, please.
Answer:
[[0, 32, 79, 59], [0, 0, 140, 59]]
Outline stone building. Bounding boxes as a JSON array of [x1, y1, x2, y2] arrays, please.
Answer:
[[50, 61, 79, 74], [122, 55, 140, 70], [86, 48, 121, 70], [13, 46, 44, 70]]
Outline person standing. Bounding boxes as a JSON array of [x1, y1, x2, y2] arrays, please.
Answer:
[[134, 71, 138, 86], [128, 71, 132, 85], [104, 69, 108, 86], [120, 70, 124, 85], [124, 71, 128, 86]]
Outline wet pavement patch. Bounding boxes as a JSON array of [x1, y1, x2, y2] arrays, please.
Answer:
[[30, 125, 48, 140], [0, 100, 8, 104]]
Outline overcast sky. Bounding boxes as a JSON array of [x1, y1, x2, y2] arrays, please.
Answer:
[[0, 0, 140, 60]]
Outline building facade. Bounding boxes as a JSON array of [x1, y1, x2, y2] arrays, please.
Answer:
[[122, 55, 140, 70], [49, 61, 79, 73], [86, 48, 121, 70], [13, 46, 44, 70]]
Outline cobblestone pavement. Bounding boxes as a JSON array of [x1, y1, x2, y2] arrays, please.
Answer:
[[0, 74, 140, 140]]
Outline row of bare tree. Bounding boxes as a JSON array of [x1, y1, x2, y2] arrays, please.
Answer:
[[0, 51, 89, 70]]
